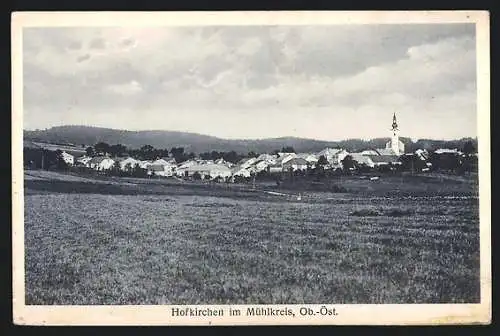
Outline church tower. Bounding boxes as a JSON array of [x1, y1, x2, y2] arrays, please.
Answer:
[[386, 112, 403, 155]]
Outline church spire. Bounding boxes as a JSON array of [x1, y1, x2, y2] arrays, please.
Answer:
[[391, 112, 398, 131]]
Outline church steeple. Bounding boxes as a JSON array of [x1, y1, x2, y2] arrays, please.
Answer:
[[391, 112, 398, 132]]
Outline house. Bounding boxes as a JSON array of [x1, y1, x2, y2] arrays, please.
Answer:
[[252, 159, 271, 172], [88, 157, 115, 171], [434, 148, 463, 155], [238, 157, 258, 169], [152, 158, 176, 176], [152, 158, 170, 166], [317, 148, 349, 166], [177, 159, 197, 169], [160, 157, 177, 164], [265, 153, 299, 173], [117, 157, 140, 171], [276, 153, 297, 166], [267, 164, 283, 174], [147, 164, 173, 177], [401, 153, 432, 171], [360, 149, 380, 156], [256, 153, 277, 163], [296, 153, 319, 164], [182, 164, 232, 180], [366, 155, 402, 167], [60, 151, 74, 165], [76, 155, 92, 166], [214, 158, 226, 165], [138, 160, 153, 169], [231, 165, 252, 178], [415, 149, 430, 160], [282, 157, 309, 171], [350, 153, 376, 168]]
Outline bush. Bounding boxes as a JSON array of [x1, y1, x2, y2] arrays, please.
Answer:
[[385, 208, 415, 217], [350, 208, 381, 217]]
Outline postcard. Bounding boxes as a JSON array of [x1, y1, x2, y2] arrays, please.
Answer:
[[12, 10, 491, 325]]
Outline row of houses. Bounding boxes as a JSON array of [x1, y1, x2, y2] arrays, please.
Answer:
[[28, 140, 469, 181], [63, 146, 434, 181]]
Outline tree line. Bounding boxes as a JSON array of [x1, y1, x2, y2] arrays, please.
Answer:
[[84, 142, 197, 162], [84, 142, 300, 164]]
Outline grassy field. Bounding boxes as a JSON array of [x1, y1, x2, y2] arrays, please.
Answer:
[[24, 170, 480, 304]]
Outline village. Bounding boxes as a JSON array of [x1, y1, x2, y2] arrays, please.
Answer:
[[23, 114, 478, 184]]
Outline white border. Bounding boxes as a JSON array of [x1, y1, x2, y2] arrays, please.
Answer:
[[12, 11, 491, 326]]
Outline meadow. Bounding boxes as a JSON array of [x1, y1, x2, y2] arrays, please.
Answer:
[[23, 170, 480, 304]]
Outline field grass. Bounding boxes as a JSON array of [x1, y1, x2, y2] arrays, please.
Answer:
[[23, 170, 480, 304]]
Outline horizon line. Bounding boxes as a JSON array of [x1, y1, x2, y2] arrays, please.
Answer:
[[22, 124, 478, 143]]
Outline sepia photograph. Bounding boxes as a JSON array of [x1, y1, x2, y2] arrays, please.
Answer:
[[12, 11, 490, 325]]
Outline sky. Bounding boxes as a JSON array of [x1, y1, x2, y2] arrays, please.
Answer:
[[22, 24, 477, 141]]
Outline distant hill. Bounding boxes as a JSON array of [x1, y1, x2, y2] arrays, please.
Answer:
[[23, 125, 477, 154]]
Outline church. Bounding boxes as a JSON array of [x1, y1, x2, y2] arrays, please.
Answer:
[[376, 112, 405, 156]]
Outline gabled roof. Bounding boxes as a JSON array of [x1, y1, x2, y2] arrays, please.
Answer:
[[256, 153, 276, 161], [350, 154, 374, 165], [276, 153, 296, 164], [360, 149, 380, 156], [318, 148, 345, 157], [367, 155, 401, 163], [185, 164, 232, 173], [89, 156, 114, 164], [434, 148, 462, 154], [296, 153, 318, 160], [153, 158, 173, 165], [283, 157, 309, 165]]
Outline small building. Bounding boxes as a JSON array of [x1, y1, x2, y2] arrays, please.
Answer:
[[360, 149, 380, 156], [366, 155, 402, 167], [296, 153, 319, 164], [151, 158, 176, 176], [256, 153, 277, 163], [88, 157, 115, 171], [60, 151, 74, 165], [238, 157, 258, 169], [252, 159, 271, 172], [231, 165, 252, 178], [183, 164, 232, 180], [138, 160, 153, 169], [317, 148, 349, 166], [282, 157, 309, 171], [434, 148, 463, 155], [350, 153, 376, 168], [147, 164, 173, 177], [117, 157, 140, 171], [276, 153, 297, 166], [76, 155, 92, 166], [267, 164, 283, 174]]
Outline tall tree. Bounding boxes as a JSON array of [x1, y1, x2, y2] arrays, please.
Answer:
[[85, 146, 95, 156], [281, 146, 296, 153], [94, 142, 110, 156], [462, 140, 476, 156], [109, 144, 127, 157], [341, 155, 356, 172], [170, 147, 185, 162], [317, 155, 328, 167]]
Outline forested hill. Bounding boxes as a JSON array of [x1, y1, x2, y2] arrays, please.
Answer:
[[23, 125, 477, 154]]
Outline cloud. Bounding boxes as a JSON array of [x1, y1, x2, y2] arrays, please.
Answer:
[[105, 80, 143, 95], [22, 24, 477, 140]]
